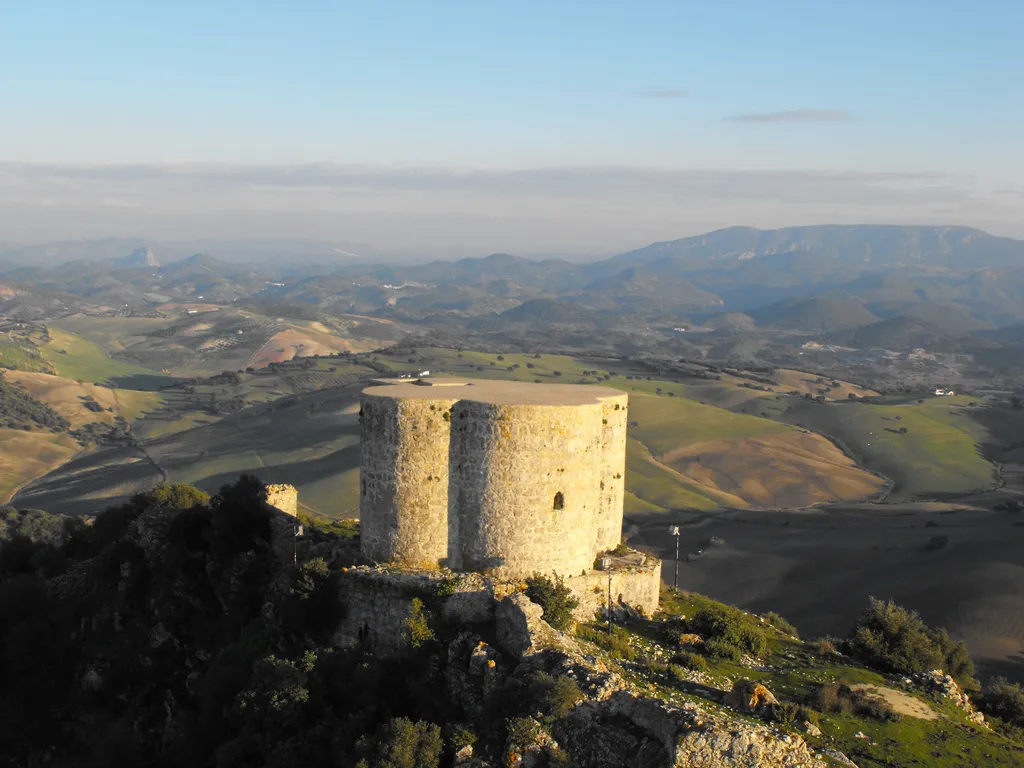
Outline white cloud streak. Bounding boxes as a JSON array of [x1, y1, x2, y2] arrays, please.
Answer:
[[0, 162, 1018, 256], [726, 109, 855, 123]]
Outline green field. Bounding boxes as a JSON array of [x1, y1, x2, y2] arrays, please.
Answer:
[[627, 390, 788, 452], [7, 340, 1004, 516], [52, 315, 176, 352], [783, 396, 997, 500], [39, 327, 174, 387], [0, 336, 56, 374]]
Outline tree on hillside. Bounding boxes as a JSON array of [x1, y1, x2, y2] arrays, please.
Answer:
[[849, 597, 974, 683]]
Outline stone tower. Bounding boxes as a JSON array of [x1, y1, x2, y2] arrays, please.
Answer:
[[359, 377, 628, 580]]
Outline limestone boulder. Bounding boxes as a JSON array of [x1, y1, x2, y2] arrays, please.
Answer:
[[556, 691, 827, 768], [724, 678, 779, 716], [495, 593, 580, 659]]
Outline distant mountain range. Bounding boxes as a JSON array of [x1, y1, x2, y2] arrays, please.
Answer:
[[5, 224, 1024, 357]]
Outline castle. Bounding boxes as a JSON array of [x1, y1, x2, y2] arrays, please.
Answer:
[[266, 376, 661, 653], [359, 376, 629, 578]]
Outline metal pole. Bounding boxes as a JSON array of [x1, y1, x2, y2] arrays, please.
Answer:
[[607, 573, 612, 634], [674, 533, 679, 589]]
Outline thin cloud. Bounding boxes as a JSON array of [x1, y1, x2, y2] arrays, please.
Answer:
[[633, 87, 687, 99], [0, 162, 1017, 255], [726, 109, 855, 123]]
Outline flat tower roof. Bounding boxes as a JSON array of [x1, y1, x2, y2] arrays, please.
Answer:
[[362, 376, 626, 406]]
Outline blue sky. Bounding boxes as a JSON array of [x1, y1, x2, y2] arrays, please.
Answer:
[[1, 1, 1022, 254]]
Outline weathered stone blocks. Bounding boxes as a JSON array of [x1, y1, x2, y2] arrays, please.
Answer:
[[359, 378, 631, 580]]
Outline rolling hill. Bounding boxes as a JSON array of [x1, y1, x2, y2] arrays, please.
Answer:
[[748, 297, 879, 332]]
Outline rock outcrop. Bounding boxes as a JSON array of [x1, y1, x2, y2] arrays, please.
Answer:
[[558, 690, 826, 768], [911, 669, 986, 726], [724, 678, 780, 716], [495, 593, 580, 658]]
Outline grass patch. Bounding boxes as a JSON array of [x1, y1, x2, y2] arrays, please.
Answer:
[[782, 398, 996, 499], [0, 428, 79, 503], [40, 327, 171, 386]]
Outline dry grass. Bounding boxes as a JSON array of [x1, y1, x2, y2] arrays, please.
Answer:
[[660, 430, 884, 508], [0, 428, 80, 503]]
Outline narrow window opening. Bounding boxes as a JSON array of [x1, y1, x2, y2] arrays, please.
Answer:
[[553, 492, 565, 510]]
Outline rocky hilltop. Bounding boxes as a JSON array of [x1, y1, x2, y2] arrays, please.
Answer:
[[2, 477, 1023, 767]]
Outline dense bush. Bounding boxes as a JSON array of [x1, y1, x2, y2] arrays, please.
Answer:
[[0, 474, 473, 766], [704, 636, 743, 661], [848, 597, 974, 683], [763, 611, 799, 638], [524, 574, 579, 631], [356, 717, 444, 768], [135, 481, 211, 509], [811, 638, 838, 657], [671, 650, 709, 672], [768, 701, 820, 727], [689, 603, 771, 658], [0, 379, 70, 431], [980, 677, 1024, 727], [576, 624, 636, 660]]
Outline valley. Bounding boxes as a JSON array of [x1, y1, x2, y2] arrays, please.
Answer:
[[5, 225, 1024, 682]]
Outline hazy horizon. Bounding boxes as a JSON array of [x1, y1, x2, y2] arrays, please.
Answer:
[[2, 1, 1022, 256]]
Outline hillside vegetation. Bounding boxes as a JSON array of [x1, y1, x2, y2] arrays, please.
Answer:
[[3, 482, 1023, 767]]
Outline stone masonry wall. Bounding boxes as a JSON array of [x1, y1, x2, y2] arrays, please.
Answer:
[[359, 394, 458, 567], [566, 559, 662, 621], [264, 484, 298, 517], [594, 395, 628, 553], [334, 567, 495, 654], [448, 400, 604, 579]]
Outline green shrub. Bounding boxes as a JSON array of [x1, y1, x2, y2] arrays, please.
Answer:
[[643, 658, 670, 676], [858, 695, 901, 722], [763, 611, 799, 638], [524, 574, 579, 631], [449, 725, 476, 753], [815, 683, 854, 715], [848, 597, 974, 683], [527, 672, 583, 722], [768, 702, 820, 727], [704, 637, 742, 661], [576, 624, 636, 660], [356, 716, 443, 768], [981, 677, 1024, 726], [671, 650, 709, 672], [405, 598, 435, 649], [134, 481, 210, 510], [689, 604, 771, 658], [810, 638, 838, 657], [433, 575, 462, 600]]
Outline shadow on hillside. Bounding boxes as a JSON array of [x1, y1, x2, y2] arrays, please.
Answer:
[[194, 444, 361, 494], [107, 373, 180, 391]]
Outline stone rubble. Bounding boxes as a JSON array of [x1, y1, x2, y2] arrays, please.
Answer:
[[910, 669, 986, 726]]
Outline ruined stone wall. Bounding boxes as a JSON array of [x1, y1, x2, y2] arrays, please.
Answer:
[[334, 567, 495, 654], [594, 394, 628, 552], [263, 484, 300, 564], [264, 484, 298, 517], [566, 559, 662, 621], [359, 394, 458, 567], [448, 401, 604, 579]]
